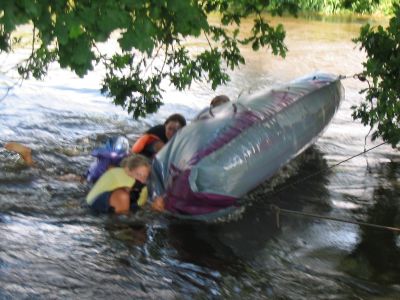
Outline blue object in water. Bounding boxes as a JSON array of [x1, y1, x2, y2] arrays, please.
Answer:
[[86, 136, 129, 184]]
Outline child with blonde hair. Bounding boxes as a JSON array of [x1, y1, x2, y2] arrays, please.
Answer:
[[86, 154, 151, 213]]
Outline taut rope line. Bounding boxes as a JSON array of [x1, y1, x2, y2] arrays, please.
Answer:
[[270, 142, 387, 197], [266, 141, 400, 233], [270, 205, 400, 233]]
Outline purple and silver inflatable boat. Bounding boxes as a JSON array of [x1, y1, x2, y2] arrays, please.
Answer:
[[150, 73, 344, 218]]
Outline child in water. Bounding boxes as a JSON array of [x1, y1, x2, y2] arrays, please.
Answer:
[[210, 94, 230, 108], [86, 154, 151, 214], [131, 113, 187, 159], [5, 142, 163, 214], [194, 94, 231, 120]]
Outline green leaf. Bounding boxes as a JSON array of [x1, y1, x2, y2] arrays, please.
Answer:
[[118, 16, 155, 53], [1, 0, 296, 118], [69, 23, 83, 39], [352, 3, 400, 147]]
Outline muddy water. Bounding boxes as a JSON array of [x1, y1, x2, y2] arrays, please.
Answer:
[[1, 14, 399, 299]]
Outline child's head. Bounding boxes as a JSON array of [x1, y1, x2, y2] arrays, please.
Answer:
[[164, 113, 187, 140], [210, 95, 230, 108], [121, 154, 151, 183]]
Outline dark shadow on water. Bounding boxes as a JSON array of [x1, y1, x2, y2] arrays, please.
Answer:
[[342, 161, 400, 283], [244, 145, 332, 223], [104, 221, 148, 248], [166, 223, 245, 272]]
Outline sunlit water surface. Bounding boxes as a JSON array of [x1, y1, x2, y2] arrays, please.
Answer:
[[1, 15, 399, 299]]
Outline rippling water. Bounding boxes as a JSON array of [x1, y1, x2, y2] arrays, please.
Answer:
[[1, 15, 400, 299]]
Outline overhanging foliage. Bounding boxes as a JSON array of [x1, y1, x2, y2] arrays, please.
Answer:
[[0, 0, 297, 118], [352, 3, 400, 147]]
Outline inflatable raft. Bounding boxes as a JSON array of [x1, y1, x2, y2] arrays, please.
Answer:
[[150, 73, 344, 217]]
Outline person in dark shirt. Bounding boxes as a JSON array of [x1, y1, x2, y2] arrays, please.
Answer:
[[132, 113, 186, 158]]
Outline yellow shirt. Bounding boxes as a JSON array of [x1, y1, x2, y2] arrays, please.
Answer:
[[86, 167, 148, 207]]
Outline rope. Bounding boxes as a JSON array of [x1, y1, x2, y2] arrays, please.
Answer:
[[243, 142, 394, 232], [270, 205, 400, 233], [269, 142, 387, 197], [339, 73, 367, 81]]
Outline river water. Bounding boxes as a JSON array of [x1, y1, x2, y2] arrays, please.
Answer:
[[1, 15, 399, 299]]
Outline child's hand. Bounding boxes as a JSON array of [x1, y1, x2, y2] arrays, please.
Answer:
[[152, 196, 165, 212]]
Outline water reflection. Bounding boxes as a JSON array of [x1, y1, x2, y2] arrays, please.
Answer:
[[342, 161, 400, 283]]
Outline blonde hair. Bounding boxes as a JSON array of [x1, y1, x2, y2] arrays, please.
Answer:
[[120, 154, 151, 170]]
